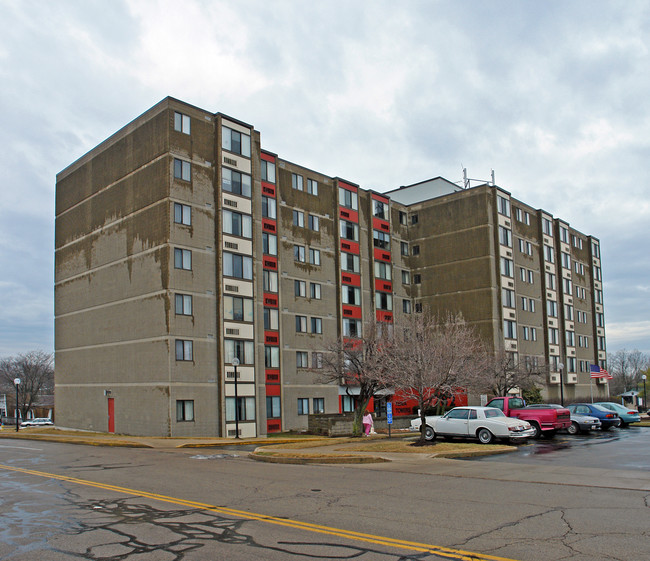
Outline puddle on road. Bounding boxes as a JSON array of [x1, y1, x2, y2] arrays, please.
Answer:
[[189, 454, 239, 460]]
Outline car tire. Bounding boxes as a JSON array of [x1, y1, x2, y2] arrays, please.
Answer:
[[567, 421, 580, 435], [619, 422, 628, 428], [530, 422, 542, 438], [477, 428, 493, 444], [424, 425, 436, 441]]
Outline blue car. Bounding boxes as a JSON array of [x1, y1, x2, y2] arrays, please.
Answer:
[[567, 403, 620, 430], [594, 402, 641, 427]]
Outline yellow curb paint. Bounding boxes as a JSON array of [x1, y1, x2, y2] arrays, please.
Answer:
[[1, 464, 519, 561]]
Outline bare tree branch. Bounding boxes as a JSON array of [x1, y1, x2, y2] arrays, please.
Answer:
[[0, 351, 54, 420]]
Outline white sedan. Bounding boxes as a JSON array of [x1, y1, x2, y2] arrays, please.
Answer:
[[410, 406, 536, 444]]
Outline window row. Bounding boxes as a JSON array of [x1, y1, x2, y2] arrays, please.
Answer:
[[294, 245, 321, 265], [294, 280, 322, 299], [222, 125, 251, 157], [294, 210, 320, 231], [292, 173, 318, 195], [296, 351, 323, 369], [297, 397, 325, 415], [295, 315, 323, 334]]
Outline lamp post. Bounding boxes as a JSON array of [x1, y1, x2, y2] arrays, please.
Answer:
[[558, 363, 564, 406], [13, 378, 20, 432], [642, 375, 647, 414], [232, 358, 240, 439]]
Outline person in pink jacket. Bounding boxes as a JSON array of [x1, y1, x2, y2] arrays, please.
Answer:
[[362, 410, 374, 436]]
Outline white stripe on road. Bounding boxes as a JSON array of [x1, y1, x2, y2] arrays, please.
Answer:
[[0, 444, 43, 450]]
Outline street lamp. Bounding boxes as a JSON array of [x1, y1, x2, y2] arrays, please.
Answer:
[[558, 363, 564, 406], [13, 378, 20, 432], [642, 375, 647, 414], [232, 358, 240, 439]]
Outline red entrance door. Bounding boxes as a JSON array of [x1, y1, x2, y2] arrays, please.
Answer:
[[107, 398, 115, 433]]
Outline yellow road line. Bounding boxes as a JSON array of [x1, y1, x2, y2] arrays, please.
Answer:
[[0, 464, 518, 561]]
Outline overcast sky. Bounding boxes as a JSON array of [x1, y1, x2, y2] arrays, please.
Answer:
[[1, 0, 649, 358]]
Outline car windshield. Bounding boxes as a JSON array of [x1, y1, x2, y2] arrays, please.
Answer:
[[484, 408, 505, 418], [591, 404, 611, 413]]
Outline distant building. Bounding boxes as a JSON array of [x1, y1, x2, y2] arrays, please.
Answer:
[[55, 97, 608, 437]]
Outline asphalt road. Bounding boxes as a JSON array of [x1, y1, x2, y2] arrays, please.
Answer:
[[0, 437, 648, 561]]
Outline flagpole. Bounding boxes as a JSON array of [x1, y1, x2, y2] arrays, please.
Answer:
[[590, 378, 593, 403]]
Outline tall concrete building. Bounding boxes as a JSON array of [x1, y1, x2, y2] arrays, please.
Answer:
[[55, 97, 608, 437]]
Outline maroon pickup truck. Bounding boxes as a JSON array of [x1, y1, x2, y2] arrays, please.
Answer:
[[486, 396, 571, 438]]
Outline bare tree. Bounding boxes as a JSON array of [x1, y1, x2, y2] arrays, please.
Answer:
[[0, 351, 54, 421], [384, 311, 489, 443], [317, 317, 392, 436], [608, 349, 649, 395], [483, 349, 546, 397]]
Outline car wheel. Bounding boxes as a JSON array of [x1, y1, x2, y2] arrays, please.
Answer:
[[424, 425, 436, 441], [477, 428, 493, 444], [567, 421, 580, 435], [530, 422, 542, 438], [619, 422, 628, 428]]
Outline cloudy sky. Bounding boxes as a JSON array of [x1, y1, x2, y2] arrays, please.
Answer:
[[1, 0, 649, 358]]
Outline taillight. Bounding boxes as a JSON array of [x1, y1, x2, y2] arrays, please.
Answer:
[[605, 414, 614, 418], [628, 410, 638, 414]]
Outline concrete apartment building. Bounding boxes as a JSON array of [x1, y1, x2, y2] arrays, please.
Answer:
[[55, 97, 608, 437]]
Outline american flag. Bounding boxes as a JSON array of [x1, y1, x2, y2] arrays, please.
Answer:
[[590, 364, 613, 379]]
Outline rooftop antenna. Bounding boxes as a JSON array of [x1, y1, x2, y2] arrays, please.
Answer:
[[491, 169, 495, 186], [463, 167, 469, 189]]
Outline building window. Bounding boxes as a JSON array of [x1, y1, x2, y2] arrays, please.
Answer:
[[296, 315, 307, 333], [313, 398, 324, 414], [415, 303, 423, 313], [547, 300, 558, 317], [529, 299, 535, 312], [594, 266, 602, 281], [308, 214, 319, 231], [175, 340, 193, 361], [401, 270, 410, 284], [222, 168, 252, 197], [399, 211, 407, 225], [412, 245, 420, 256], [560, 226, 569, 243], [375, 261, 391, 280], [375, 292, 392, 311], [266, 396, 281, 419], [542, 218, 553, 236], [596, 312, 604, 327], [546, 272, 556, 291], [294, 245, 306, 262], [295, 280, 306, 297], [226, 396, 255, 422], [292, 173, 304, 191], [176, 400, 194, 421], [307, 179, 318, 195], [373, 230, 390, 250], [413, 274, 421, 284], [293, 210, 305, 227], [223, 209, 252, 238], [595, 289, 603, 304], [339, 187, 358, 210], [174, 158, 191, 181], [592, 242, 600, 258], [411, 213, 419, 225], [296, 351, 309, 368], [501, 258, 513, 278], [263, 270, 278, 293], [310, 282, 321, 299], [174, 112, 191, 134], [174, 203, 191, 226], [264, 307, 279, 330], [503, 320, 517, 339], [561, 252, 571, 269], [343, 318, 361, 337], [340, 220, 359, 241], [312, 352, 323, 369], [342, 395, 354, 412], [401, 242, 408, 256], [224, 296, 253, 322], [566, 330, 575, 347], [311, 317, 323, 334], [522, 326, 530, 341], [497, 195, 510, 217], [374, 200, 388, 220], [225, 339, 254, 365], [262, 233, 277, 256], [567, 357, 576, 373], [264, 345, 279, 368], [222, 125, 251, 157], [564, 304, 574, 321], [548, 327, 559, 345], [544, 245, 554, 263], [261, 160, 275, 183], [298, 398, 309, 415], [499, 226, 512, 247], [174, 248, 192, 270], [223, 252, 253, 279], [563, 278, 572, 294], [261, 196, 276, 218], [341, 252, 360, 273], [403, 299, 411, 314], [309, 248, 321, 265], [502, 289, 515, 308], [175, 294, 193, 316], [342, 285, 361, 305]]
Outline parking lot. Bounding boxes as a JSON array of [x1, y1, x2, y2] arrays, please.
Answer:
[[466, 425, 648, 471]]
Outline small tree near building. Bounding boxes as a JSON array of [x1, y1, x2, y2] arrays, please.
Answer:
[[0, 351, 54, 421], [318, 317, 392, 436], [384, 311, 489, 443], [609, 349, 649, 396], [484, 348, 546, 398]]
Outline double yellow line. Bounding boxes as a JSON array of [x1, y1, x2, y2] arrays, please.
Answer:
[[1, 464, 517, 561]]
